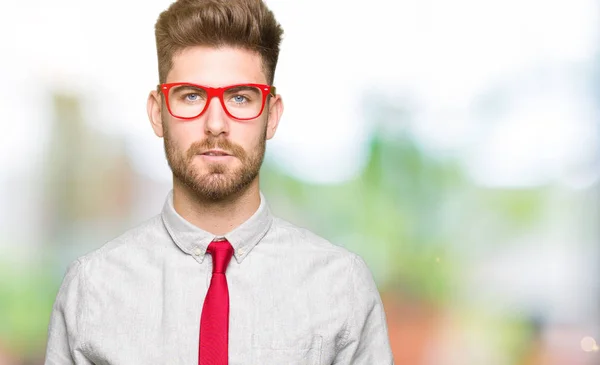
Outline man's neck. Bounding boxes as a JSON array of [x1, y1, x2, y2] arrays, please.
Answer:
[[171, 178, 261, 236]]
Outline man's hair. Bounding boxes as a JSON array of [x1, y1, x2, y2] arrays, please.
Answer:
[[154, 0, 284, 85]]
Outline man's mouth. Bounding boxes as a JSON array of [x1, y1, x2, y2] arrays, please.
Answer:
[[203, 152, 228, 156], [201, 150, 231, 157]]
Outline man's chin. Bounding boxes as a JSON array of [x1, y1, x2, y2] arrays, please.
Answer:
[[180, 178, 233, 199], [191, 158, 237, 174]]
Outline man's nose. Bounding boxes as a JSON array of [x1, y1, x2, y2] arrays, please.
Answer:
[[203, 96, 229, 136]]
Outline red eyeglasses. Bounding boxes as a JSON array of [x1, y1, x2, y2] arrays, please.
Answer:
[[160, 82, 276, 120]]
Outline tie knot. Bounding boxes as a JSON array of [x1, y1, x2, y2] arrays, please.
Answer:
[[207, 239, 234, 274]]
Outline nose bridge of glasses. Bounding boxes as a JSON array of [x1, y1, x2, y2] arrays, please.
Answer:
[[207, 91, 228, 114], [202, 88, 230, 120]]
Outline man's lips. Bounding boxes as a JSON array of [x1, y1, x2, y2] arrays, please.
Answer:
[[200, 149, 231, 156], [197, 150, 235, 161]]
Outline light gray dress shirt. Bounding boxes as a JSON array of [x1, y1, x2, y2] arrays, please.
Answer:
[[44, 190, 394, 364]]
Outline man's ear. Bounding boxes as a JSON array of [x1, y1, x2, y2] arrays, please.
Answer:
[[265, 94, 284, 140], [147, 89, 164, 138]]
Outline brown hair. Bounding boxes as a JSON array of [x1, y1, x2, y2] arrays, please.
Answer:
[[154, 0, 283, 85]]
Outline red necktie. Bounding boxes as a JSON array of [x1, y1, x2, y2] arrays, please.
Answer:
[[199, 239, 234, 365]]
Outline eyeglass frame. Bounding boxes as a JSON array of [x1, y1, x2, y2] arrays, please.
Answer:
[[159, 82, 277, 121]]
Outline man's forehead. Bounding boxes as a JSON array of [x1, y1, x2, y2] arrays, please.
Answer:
[[167, 45, 267, 85]]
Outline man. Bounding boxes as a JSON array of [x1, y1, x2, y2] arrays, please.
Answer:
[[44, 0, 394, 364]]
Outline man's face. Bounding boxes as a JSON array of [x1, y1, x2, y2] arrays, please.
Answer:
[[147, 46, 283, 202]]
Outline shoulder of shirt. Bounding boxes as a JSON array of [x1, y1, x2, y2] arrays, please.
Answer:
[[269, 215, 361, 260], [75, 214, 165, 265]]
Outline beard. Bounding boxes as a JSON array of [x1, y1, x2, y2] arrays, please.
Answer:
[[163, 122, 267, 203]]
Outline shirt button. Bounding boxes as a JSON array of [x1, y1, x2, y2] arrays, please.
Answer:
[[238, 249, 244, 256], [193, 247, 202, 256]]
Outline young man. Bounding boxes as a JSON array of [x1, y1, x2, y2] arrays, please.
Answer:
[[44, 0, 394, 364]]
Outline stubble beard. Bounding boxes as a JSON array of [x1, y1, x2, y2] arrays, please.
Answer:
[[163, 122, 267, 203]]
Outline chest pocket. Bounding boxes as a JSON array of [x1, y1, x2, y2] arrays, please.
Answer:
[[250, 333, 323, 365]]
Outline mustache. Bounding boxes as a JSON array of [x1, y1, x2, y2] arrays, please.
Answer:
[[186, 138, 246, 161]]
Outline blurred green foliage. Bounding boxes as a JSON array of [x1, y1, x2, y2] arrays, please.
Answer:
[[0, 258, 56, 357]]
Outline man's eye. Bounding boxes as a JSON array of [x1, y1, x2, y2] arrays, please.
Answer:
[[232, 95, 247, 103], [185, 93, 200, 101]]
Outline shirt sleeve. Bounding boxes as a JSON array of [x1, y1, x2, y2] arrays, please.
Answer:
[[44, 259, 92, 365], [333, 255, 395, 365]]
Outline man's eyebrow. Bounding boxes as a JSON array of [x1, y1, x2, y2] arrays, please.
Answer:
[[173, 84, 204, 90], [226, 85, 261, 92], [171, 85, 208, 95]]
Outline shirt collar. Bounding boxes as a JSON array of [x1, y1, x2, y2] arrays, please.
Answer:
[[161, 190, 273, 264]]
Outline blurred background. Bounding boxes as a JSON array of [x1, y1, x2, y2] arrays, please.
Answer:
[[1, 0, 599, 364]]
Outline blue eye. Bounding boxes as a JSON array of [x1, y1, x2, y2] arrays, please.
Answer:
[[233, 95, 247, 103], [186, 94, 199, 101]]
